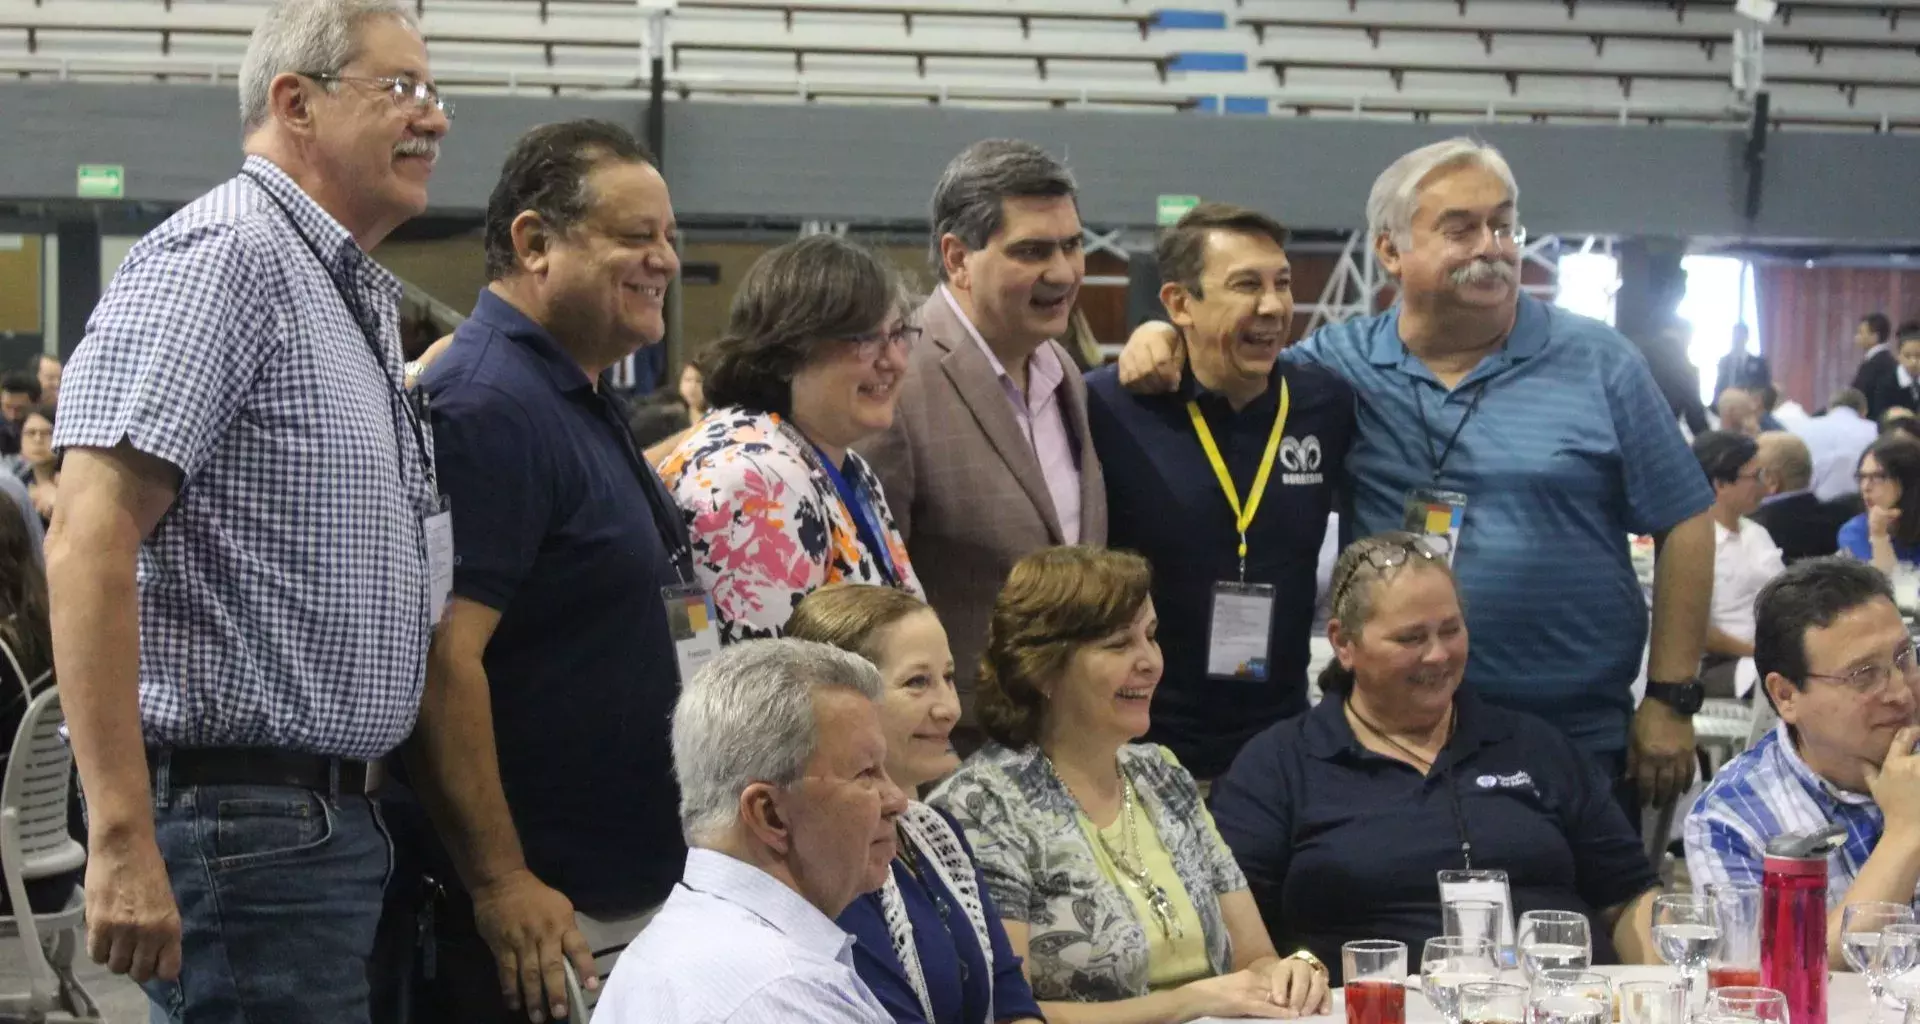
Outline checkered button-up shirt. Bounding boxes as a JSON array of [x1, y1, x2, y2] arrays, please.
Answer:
[[55, 155, 435, 759], [1684, 723, 1902, 909]]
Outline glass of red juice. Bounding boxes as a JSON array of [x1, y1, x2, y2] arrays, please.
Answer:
[[1343, 940, 1408, 1024], [1708, 881, 1764, 992]]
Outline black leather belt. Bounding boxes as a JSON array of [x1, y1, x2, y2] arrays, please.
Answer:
[[148, 747, 369, 796]]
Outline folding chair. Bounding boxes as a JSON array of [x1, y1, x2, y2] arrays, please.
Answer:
[[0, 636, 97, 1022]]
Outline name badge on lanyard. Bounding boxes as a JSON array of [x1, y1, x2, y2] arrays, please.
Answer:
[[1191, 380, 1288, 683], [1404, 379, 1487, 566], [424, 501, 453, 626], [662, 582, 722, 685]]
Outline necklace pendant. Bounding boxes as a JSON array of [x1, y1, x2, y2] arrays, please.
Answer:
[[1146, 885, 1182, 939]]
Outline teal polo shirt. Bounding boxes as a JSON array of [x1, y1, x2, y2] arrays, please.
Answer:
[[1285, 295, 1713, 753]]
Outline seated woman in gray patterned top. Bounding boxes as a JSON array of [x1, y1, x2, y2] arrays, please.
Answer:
[[931, 547, 1330, 1024]]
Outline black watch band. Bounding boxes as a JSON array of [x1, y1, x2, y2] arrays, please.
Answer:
[[1646, 678, 1706, 716]]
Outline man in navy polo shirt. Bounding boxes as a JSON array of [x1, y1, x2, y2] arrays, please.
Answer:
[[1120, 138, 1715, 811], [1086, 203, 1353, 778], [404, 120, 691, 1023]]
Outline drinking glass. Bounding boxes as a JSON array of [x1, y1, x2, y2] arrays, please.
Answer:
[[1447, 898, 1505, 959], [1707, 881, 1764, 991], [1842, 900, 1918, 1023], [1458, 981, 1527, 1024], [1517, 910, 1591, 984], [1702, 985, 1790, 1022], [1528, 970, 1612, 1024], [1887, 923, 1920, 1019], [1421, 936, 1500, 1024], [1343, 940, 1408, 1024], [1652, 893, 1722, 1013], [1619, 980, 1687, 1024]]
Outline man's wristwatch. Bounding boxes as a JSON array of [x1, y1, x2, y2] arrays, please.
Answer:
[[1645, 678, 1706, 715]]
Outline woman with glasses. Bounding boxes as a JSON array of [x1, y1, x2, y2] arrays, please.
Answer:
[[14, 406, 56, 526], [931, 547, 1331, 1022], [661, 235, 923, 641], [1840, 436, 1920, 572], [1210, 532, 1664, 983]]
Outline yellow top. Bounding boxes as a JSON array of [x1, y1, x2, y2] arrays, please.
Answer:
[[1077, 793, 1212, 991]]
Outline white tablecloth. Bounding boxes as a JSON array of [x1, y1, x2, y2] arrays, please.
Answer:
[[1195, 965, 1875, 1023]]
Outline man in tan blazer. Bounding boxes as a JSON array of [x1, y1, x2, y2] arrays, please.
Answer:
[[858, 140, 1108, 742]]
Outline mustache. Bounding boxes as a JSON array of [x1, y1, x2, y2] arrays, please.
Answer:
[[1450, 258, 1517, 288], [395, 136, 440, 164]]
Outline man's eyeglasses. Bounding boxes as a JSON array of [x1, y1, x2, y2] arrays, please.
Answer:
[[1438, 221, 1527, 250], [846, 324, 922, 360], [1330, 537, 1444, 612], [1805, 639, 1920, 696], [300, 73, 454, 121]]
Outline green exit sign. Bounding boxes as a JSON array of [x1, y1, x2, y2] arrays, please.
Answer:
[[1156, 193, 1200, 226], [77, 164, 125, 200]]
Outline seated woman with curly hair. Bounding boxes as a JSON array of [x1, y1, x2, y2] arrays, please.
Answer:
[[932, 546, 1329, 1023], [660, 235, 923, 641]]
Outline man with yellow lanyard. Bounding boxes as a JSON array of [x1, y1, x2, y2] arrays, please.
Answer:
[[1086, 202, 1354, 780]]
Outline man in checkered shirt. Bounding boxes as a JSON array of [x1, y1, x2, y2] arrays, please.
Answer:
[[44, 0, 449, 1019], [1685, 557, 1920, 960]]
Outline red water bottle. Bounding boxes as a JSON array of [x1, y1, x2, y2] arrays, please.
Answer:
[[1762, 827, 1843, 1024]]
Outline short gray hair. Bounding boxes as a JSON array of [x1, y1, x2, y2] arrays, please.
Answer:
[[239, 0, 419, 133], [929, 139, 1077, 282], [672, 638, 885, 844], [1365, 137, 1520, 250]]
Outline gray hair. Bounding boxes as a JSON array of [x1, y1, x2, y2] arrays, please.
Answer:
[[672, 638, 885, 845], [1365, 137, 1520, 250], [929, 139, 1077, 282], [239, 0, 419, 133]]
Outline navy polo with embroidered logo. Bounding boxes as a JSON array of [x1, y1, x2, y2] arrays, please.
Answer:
[[1086, 360, 1353, 778], [1210, 689, 1658, 983]]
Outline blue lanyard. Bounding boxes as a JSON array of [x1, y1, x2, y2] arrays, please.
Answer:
[[813, 444, 898, 586]]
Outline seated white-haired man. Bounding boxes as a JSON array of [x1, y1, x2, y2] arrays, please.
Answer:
[[597, 639, 908, 1023]]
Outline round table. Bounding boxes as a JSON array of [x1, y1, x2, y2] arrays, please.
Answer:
[[1193, 965, 1877, 1023]]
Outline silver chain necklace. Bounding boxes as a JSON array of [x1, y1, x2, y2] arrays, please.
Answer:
[[1042, 754, 1183, 940]]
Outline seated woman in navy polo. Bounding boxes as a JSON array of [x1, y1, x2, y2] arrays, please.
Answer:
[[1210, 532, 1664, 984], [788, 585, 1043, 1024], [660, 235, 923, 641], [1839, 437, 1920, 571]]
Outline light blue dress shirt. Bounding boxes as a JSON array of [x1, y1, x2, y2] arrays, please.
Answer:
[[597, 848, 893, 1024]]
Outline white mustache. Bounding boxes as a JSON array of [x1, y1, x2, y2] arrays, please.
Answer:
[[1451, 259, 1517, 287], [395, 137, 440, 164]]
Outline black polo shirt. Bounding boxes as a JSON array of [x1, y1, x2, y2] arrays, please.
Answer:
[[1084, 360, 1353, 778], [1210, 691, 1657, 983], [421, 289, 690, 915]]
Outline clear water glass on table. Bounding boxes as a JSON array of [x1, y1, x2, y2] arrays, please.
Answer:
[[1458, 981, 1527, 1024], [1652, 893, 1722, 1013], [1421, 936, 1500, 1024], [1343, 939, 1408, 1024], [1618, 980, 1687, 1024], [1707, 881, 1765, 991], [1842, 900, 1918, 1024], [1702, 985, 1790, 1022], [1528, 970, 1612, 1024], [1886, 923, 1920, 1019], [1447, 899, 1505, 960], [1517, 910, 1590, 985]]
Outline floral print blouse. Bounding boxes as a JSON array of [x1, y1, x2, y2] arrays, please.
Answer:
[[659, 407, 922, 642], [929, 741, 1247, 1004]]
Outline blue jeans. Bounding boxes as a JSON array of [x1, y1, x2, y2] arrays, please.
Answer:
[[139, 781, 392, 1024]]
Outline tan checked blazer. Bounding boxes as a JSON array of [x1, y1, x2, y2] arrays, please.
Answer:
[[856, 291, 1108, 723]]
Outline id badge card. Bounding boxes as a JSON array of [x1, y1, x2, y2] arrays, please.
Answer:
[[1403, 488, 1467, 565], [1438, 869, 1517, 969], [1207, 582, 1275, 681], [663, 583, 722, 685], [424, 501, 454, 627]]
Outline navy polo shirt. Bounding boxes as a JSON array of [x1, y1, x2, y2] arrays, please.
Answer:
[[421, 289, 690, 915], [1210, 690, 1657, 983], [1086, 361, 1354, 779]]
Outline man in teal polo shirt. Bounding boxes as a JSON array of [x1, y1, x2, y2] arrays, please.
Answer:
[[1120, 138, 1716, 809]]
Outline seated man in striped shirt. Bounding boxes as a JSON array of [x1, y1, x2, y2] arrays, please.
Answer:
[[1686, 557, 1920, 964]]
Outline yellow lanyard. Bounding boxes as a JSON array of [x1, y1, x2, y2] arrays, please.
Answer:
[[1187, 378, 1290, 580]]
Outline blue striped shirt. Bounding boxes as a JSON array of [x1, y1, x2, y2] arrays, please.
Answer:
[[598, 849, 892, 1024], [1285, 295, 1713, 752], [1685, 724, 1897, 908], [54, 156, 436, 758]]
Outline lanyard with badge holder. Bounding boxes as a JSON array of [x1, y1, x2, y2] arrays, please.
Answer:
[[1190, 378, 1289, 683], [1403, 378, 1487, 566], [239, 169, 456, 626], [808, 438, 901, 588]]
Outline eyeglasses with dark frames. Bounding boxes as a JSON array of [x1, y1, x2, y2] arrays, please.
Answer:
[[845, 324, 922, 360], [300, 72, 454, 121]]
